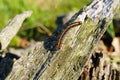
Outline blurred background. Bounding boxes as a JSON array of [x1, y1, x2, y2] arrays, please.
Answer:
[[0, 0, 120, 54], [0, 0, 92, 48]]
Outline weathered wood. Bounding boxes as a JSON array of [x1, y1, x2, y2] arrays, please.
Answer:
[[0, 11, 32, 51], [4, 0, 120, 80], [79, 51, 120, 80]]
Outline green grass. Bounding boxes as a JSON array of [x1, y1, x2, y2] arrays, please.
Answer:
[[0, 0, 92, 46], [0, 0, 92, 30], [107, 22, 115, 38]]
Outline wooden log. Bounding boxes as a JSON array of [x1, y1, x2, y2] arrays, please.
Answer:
[[4, 0, 120, 80]]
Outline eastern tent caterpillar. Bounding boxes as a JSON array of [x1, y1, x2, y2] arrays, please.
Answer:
[[56, 21, 82, 50]]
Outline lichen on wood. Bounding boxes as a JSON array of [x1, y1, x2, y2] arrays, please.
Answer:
[[4, 0, 120, 80]]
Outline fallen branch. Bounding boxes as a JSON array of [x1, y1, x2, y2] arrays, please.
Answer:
[[0, 11, 32, 51]]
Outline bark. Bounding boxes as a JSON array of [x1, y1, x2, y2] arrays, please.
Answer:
[[0, 0, 119, 80], [79, 51, 120, 80]]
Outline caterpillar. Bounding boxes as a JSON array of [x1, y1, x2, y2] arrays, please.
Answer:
[[56, 21, 82, 50]]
